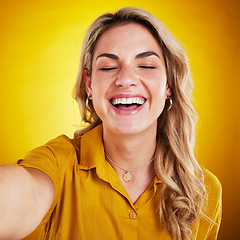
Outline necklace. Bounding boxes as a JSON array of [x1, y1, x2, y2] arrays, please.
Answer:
[[105, 153, 155, 183]]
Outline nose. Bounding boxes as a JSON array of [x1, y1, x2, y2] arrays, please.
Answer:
[[115, 66, 138, 88]]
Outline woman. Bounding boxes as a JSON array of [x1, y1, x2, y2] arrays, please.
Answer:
[[0, 7, 221, 240]]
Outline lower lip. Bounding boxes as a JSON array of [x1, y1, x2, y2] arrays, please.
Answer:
[[110, 102, 145, 115]]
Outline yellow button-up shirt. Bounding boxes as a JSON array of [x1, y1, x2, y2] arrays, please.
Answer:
[[19, 125, 222, 239]]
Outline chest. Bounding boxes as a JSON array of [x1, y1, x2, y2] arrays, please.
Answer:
[[41, 169, 171, 240]]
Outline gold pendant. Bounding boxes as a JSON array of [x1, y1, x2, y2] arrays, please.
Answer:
[[123, 172, 132, 183]]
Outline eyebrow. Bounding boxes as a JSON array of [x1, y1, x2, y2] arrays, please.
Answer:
[[96, 53, 119, 60], [135, 51, 160, 59], [96, 51, 160, 61]]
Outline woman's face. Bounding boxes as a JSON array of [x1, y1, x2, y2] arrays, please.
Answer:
[[85, 22, 170, 136]]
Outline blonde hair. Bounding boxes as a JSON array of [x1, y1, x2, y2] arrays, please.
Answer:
[[73, 7, 206, 240]]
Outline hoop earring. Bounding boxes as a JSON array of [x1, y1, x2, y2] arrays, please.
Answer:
[[167, 96, 172, 111], [86, 97, 91, 110]]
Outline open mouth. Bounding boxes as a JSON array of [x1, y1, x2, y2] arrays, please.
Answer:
[[110, 97, 146, 109]]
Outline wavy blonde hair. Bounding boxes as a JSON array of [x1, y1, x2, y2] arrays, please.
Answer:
[[73, 7, 206, 240]]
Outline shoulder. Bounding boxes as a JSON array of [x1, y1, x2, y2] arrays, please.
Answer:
[[33, 135, 78, 160], [202, 168, 222, 200], [44, 135, 76, 151], [19, 135, 80, 174], [201, 168, 222, 225]]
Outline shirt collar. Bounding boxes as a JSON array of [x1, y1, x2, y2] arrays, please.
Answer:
[[79, 124, 104, 170], [78, 124, 162, 186], [79, 124, 124, 188]]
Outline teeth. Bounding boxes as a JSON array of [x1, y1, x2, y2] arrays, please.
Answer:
[[112, 97, 145, 105]]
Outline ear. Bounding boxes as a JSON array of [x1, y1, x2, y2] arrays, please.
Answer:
[[84, 70, 92, 99], [165, 84, 172, 99]]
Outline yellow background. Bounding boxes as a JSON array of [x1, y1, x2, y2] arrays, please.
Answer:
[[1, 0, 239, 239]]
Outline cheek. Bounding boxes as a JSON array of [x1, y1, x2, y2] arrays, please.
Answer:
[[148, 78, 168, 107], [90, 78, 110, 105], [90, 76, 103, 96], [140, 68, 167, 82], [143, 74, 167, 95]]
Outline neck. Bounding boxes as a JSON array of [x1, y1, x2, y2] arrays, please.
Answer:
[[102, 125, 157, 171]]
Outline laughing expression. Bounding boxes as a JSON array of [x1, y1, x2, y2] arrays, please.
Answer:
[[85, 22, 170, 136]]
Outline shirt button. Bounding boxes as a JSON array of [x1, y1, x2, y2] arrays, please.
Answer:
[[129, 211, 137, 219]]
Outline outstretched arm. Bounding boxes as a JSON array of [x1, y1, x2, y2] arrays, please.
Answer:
[[0, 164, 55, 240]]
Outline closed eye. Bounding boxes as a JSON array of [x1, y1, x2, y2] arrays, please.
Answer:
[[100, 67, 117, 71], [139, 66, 156, 69]]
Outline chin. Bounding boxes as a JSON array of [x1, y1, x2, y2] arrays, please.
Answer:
[[110, 121, 156, 137]]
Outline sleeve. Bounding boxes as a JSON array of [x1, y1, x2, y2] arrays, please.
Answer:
[[203, 169, 223, 240], [17, 135, 74, 223]]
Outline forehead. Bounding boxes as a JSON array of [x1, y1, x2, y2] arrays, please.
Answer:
[[93, 22, 162, 58]]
